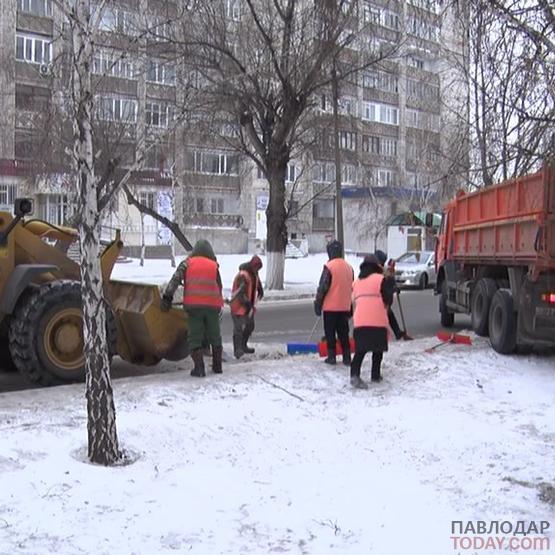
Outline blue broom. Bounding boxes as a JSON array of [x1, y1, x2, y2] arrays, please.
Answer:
[[287, 316, 320, 355]]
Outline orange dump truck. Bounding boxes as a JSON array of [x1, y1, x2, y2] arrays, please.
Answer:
[[435, 164, 555, 353]]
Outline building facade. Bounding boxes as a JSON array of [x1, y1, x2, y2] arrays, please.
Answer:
[[0, 0, 467, 255]]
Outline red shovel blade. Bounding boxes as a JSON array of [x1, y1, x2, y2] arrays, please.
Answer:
[[318, 338, 356, 357], [436, 331, 472, 345]]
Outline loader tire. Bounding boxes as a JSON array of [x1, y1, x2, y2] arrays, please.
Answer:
[[440, 281, 454, 328], [488, 289, 517, 355], [9, 281, 119, 386], [471, 278, 498, 337], [9, 281, 85, 385], [0, 318, 17, 372]]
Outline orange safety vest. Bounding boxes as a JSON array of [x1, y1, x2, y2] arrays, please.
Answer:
[[183, 256, 223, 309], [230, 270, 259, 316], [352, 273, 389, 329], [322, 258, 353, 312]]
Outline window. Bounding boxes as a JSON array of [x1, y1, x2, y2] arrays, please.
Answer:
[[286, 164, 297, 183], [95, 5, 136, 35], [18, 0, 52, 17], [362, 102, 398, 125], [407, 56, 425, 70], [147, 15, 171, 40], [210, 198, 224, 214], [146, 60, 176, 85], [381, 137, 397, 157], [312, 161, 335, 183], [97, 96, 137, 123], [313, 199, 334, 218], [363, 70, 398, 93], [362, 134, 379, 154], [382, 10, 399, 30], [376, 168, 396, 187], [93, 48, 135, 79], [406, 108, 420, 128], [139, 191, 156, 210], [146, 102, 171, 128], [196, 198, 204, 213], [408, 0, 437, 11], [15, 33, 52, 64], [342, 164, 357, 185], [145, 145, 171, 170], [38, 194, 68, 226], [15, 85, 50, 111], [185, 150, 239, 176], [338, 96, 357, 116], [363, 3, 380, 24], [0, 184, 18, 209], [338, 131, 357, 151], [407, 16, 439, 41], [226, 0, 240, 20]]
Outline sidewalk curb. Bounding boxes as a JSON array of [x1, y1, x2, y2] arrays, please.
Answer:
[[260, 293, 314, 303]]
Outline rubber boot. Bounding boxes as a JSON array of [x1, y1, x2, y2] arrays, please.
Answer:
[[324, 348, 336, 365], [401, 332, 414, 341], [242, 330, 255, 354], [233, 334, 244, 359], [212, 345, 223, 374], [371, 354, 383, 383], [350, 375, 369, 389], [190, 349, 206, 377]]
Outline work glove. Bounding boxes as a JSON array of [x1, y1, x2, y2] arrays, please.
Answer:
[[243, 300, 253, 312], [314, 301, 322, 317], [160, 296, 172, 312]]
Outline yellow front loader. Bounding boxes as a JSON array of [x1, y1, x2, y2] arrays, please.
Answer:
[[0, 199, 188, 386]]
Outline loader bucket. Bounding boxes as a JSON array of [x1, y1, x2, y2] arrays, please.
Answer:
[[107, 280, 188, 365]]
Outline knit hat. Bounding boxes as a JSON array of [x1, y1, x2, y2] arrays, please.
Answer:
[[374, 250, 387, 266]]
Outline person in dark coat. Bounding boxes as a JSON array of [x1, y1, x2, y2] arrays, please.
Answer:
[[350, 255, 395, 389], [375, 249, 413, 341]]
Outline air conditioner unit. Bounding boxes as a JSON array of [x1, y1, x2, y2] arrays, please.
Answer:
[[39, 63, 52, 77]]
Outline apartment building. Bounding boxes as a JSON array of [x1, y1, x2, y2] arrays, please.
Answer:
[[0, 0, 467, 254]]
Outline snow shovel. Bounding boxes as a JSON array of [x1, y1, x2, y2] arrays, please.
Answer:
[[425, 331, 472, 353], [287, 315, 321, 355]]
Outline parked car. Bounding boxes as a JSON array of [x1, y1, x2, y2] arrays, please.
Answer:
[[394, 251, 436, 289]]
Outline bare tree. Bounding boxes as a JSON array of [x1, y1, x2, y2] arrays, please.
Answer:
[[171, 0, 391, 289], [446, 0, 554, 187]]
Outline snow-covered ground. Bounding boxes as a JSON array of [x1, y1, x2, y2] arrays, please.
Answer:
[[1, 337, 553, 554], [111, 253, 365, 298]]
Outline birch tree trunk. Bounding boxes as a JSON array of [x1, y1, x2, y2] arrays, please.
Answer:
[[71, 0, 121, 465], [140, 212, 145, 267], [265, 162, 288, 290]]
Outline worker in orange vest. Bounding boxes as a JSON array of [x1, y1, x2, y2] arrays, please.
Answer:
[[314, 240, 354, 365], [230, 255, 264, 358], [161, 239, 224, 377], [375, 249, 413, 340], [350, 254, 395, 389]]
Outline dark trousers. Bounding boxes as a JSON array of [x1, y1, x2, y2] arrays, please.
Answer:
[[323, 311, 350, 355], [388, 308, 403, 339], [351, 351, 383, 380]]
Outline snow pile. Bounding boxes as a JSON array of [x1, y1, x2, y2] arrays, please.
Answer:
[[0, 338, 553, 554], [111, 253, 365, 298]]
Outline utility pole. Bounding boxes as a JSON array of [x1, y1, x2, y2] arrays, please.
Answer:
[[331, 60, 344, 251]]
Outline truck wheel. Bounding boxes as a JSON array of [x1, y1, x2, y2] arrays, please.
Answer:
[[440, 281, 454, 327], [419, 273, 428, 290], [488, 289, 517, 354], [471, 278, 498, 336], [9, 281, 85, 385]]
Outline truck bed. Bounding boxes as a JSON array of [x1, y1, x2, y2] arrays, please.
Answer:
[[450, 165, 555, 268]]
